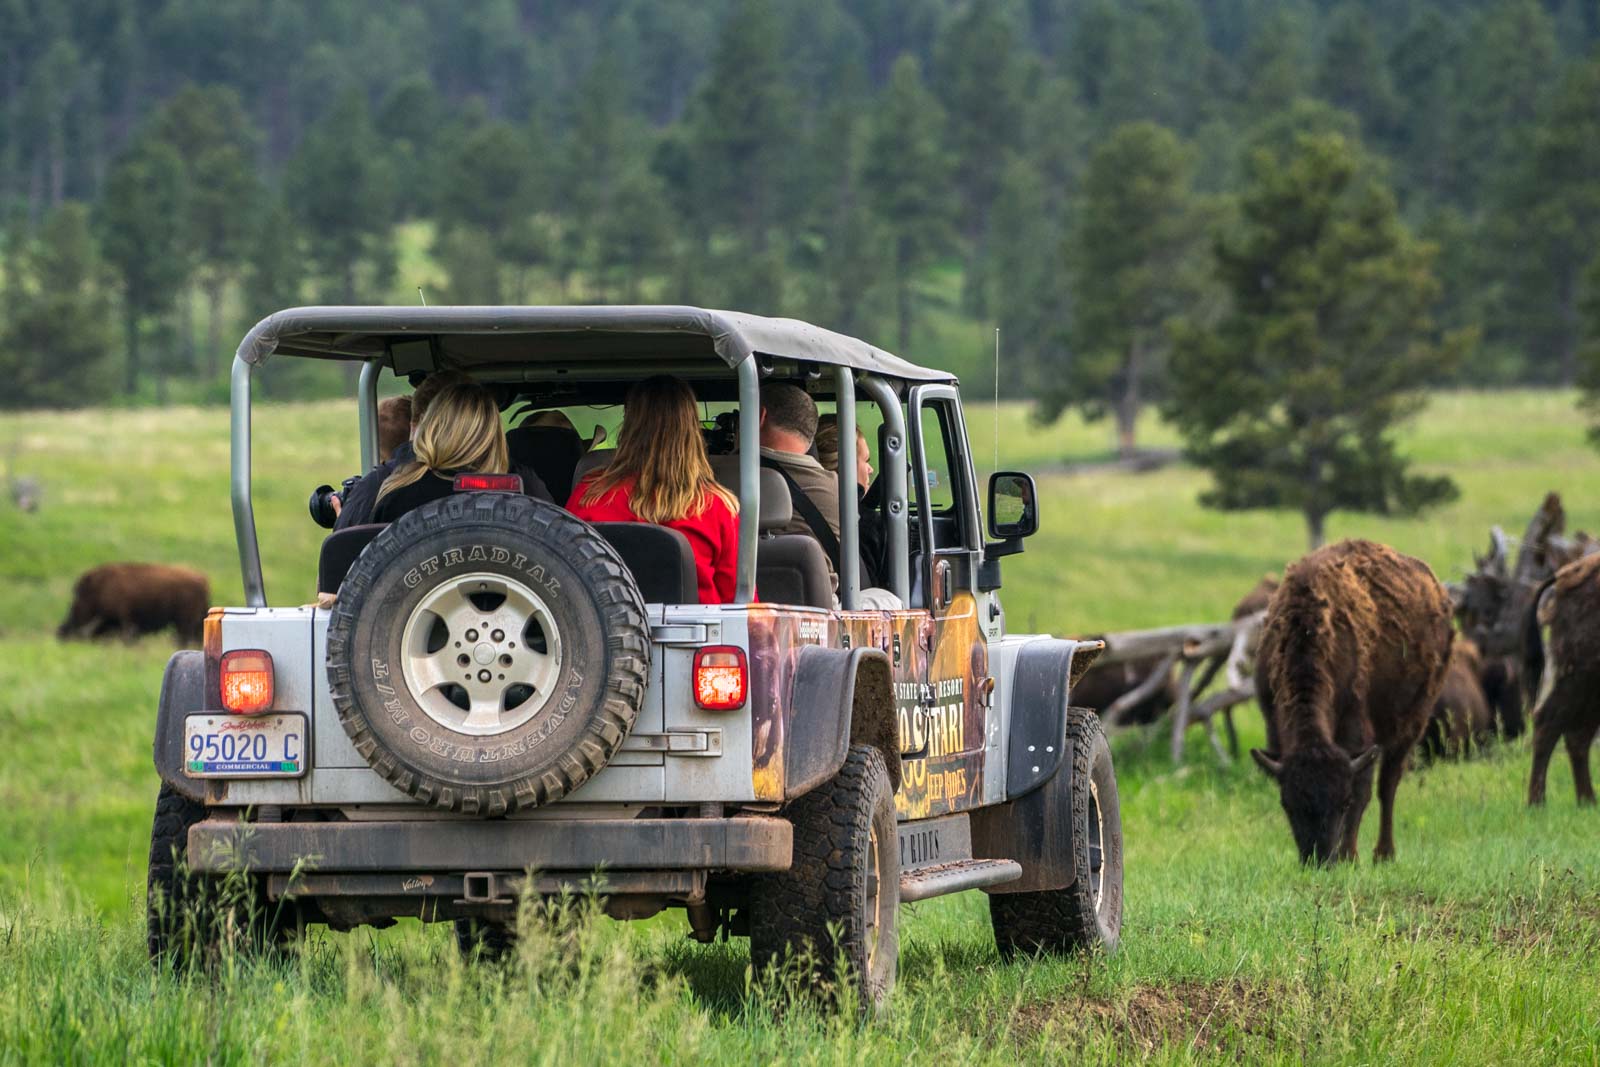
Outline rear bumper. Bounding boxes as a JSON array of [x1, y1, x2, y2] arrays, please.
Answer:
[[186, 816, 793, 875]]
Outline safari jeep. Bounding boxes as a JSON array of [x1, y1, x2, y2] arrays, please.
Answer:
[[148, 305, 1123, 1009]]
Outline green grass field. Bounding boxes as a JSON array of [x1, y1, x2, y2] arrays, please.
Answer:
[[2, 391, 1598, 1064]]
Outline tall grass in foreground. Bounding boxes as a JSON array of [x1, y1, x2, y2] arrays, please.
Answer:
[[3, 733, 1596, 1065]]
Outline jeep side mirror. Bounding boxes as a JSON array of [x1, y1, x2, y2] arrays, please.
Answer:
[[987, 471, 1038, 542]]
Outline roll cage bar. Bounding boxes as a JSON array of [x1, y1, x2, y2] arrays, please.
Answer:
[[228, 307, 930, 611]]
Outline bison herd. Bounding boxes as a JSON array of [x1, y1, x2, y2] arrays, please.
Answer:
[[1078, 534, 1599, 866]]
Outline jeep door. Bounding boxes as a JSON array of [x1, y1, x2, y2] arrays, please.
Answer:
[[898, 384, 989, 818]]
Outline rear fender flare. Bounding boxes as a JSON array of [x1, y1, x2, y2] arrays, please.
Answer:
[[784, 645, 899, 799], [153, 650, 207, 802]]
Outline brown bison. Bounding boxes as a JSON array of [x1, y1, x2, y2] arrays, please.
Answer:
[[1252, 540, 1453, 864], [1421, 636, 1494, 760], [58, 563, 209, 647], [1522, 552, 1600, 806]]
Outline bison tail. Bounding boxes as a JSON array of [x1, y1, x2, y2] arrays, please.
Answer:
[[1520, 575, 1555, 708]]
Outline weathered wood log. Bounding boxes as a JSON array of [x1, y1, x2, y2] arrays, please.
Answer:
[[1169, 658, 1204, 763], [1091, 611, 1265, 763], [1095, 621, 1242, 667]]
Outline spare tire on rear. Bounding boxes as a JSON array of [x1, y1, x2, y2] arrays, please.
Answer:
[[326, 492, 649, 815]]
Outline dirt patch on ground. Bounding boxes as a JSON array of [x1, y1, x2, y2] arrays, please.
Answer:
[[1013, 979, 1280, 1056]]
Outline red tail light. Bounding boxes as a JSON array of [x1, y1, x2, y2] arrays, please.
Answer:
[[220, 649, 274, 714], [693, 646, 747, 711], [453, 473, 524, 493]]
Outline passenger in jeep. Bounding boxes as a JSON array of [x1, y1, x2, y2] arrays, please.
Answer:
[[334, 369, 473, 529], [370, 381, 551, 523], [567, 375, 740, 604], [816, 414, 873, 491], [376, 395, 412, 462], [818, 414, 889, 590], [758, 384, 840, 564]]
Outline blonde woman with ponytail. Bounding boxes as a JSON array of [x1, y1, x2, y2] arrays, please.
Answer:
[[370, 381, 549, 523], [568, 375, 740, 604]]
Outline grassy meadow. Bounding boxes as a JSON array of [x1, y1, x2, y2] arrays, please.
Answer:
[[1, 389, 1598, 1064]]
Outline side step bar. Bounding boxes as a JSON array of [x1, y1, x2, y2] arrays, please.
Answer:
[[899, 858, 1021, 903]]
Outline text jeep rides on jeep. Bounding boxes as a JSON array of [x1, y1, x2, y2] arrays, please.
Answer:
[[149, 305, 1123, 1011]]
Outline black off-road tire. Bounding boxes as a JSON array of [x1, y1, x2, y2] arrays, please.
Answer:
[[990, 708, 1123, 958], [147, 784, 292, 966], [749, 745, 899, 1013], [326, 493, 649, 815], [454, 918, 517, 962]]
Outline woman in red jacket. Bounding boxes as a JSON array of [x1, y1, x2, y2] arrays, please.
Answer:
[[567, 375, 740, 604]]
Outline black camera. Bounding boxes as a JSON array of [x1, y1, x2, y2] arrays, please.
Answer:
[[703, 410, 739, 455], [308, 474, 361, 530]]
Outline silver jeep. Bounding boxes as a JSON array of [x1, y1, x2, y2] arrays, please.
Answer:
[[148, 305, 1123, 1010]]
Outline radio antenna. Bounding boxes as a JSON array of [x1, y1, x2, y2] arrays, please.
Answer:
[[993, 327, 1001, 474], [417, 286, 428, 306]]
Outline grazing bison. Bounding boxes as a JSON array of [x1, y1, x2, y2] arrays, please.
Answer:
[[1252, 540, 1453, 864], [58, 563, 209, 647], [1421, 636, 1493, 760], [1522, 552, 1600, 806]]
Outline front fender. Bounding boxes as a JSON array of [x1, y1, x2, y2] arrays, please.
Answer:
[[1003, 638, 1102, 799]]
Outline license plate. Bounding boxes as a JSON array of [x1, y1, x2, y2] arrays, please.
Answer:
[[184, 713, 307, 778]]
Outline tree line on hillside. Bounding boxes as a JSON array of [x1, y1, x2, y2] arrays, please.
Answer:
[[4, 0, 1600, 483]]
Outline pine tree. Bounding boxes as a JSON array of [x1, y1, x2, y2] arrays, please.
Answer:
[[792, 105, 886, 338], [151, 85, 265, 379], [1315, 3, 1397, 139], [988, 157, 1064, 400], [1576, 253, 1600, 444], [1486, 57, 1600, 384], [241, 194, 302, 321], [1095, 0, 1215, 136], [679, 0, 795, 310], [1450, 0, 1557, 212], [931, 3, 1024, 313], [1045, 122, 1209, 458], [434, 119, 537, 304], [861, 55, 952, 349], [1167, 131, 1462, 548], [97, 136, 188, 398], [284, 90, 396, 303], [0, 203, 114, 408]]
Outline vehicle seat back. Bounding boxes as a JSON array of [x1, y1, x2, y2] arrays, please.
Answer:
[[593, 522, 698, 604], [319, 524, 387, 594], [571, 449, 613, 489], [506, 423, 585, 504], [753, 473, 832, 608]]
